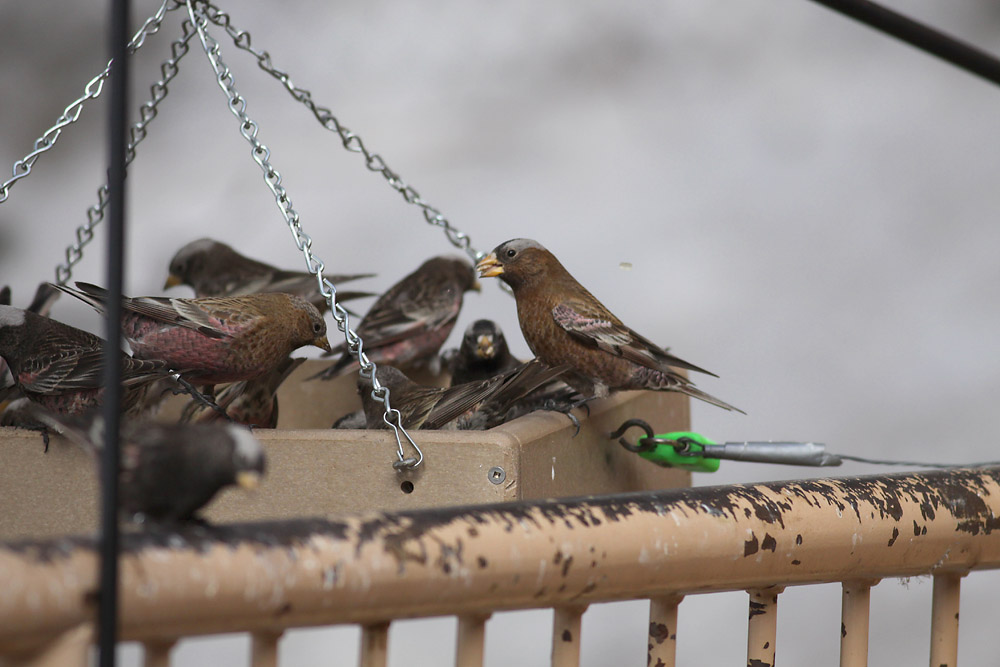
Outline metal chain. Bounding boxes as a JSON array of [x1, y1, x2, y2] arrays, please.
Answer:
[[184, 0, 423, 469], [56, 11, 197, 285], [192, 0, 488, 267], [0, 0, 174, 207]]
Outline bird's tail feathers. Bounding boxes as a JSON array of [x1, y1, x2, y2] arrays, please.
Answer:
[[47, 282, 107, 314], [676, 384, 746, 414]]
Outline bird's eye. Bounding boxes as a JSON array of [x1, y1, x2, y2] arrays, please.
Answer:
[[505, 248, 517, 258], [313, 322, 323, 333]]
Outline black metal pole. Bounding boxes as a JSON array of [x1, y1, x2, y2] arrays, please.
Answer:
[[806, 0, 1000, 87], [99, 0, 129, 664]]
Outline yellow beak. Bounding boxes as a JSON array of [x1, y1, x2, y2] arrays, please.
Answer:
[[163, 274, 183, 290], [476, 334, 495, 359], [476, 253, 503, 278], [313, 335, 332, 353], [236, 470, 261, 491]]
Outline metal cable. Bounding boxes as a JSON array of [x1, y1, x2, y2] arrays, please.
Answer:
[[194, 0, 488, 267], [0, 0, 173, 207], [56, 10, 197, 286], [184, 0, 423, 468]]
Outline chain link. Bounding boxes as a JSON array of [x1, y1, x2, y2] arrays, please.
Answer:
[[184, 0, 423, 469], [193, 0, 487, 267], [56, 10, 197, 286], [0, 0, 174, 207]]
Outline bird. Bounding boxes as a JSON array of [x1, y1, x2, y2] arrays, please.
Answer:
[[164, 238, 376, 314], [357, 359, 568, 430], [0, 283, 61, 405], [51, 282, 331, 386], [454, 358, 574, 430], [30, 407, 265, 523], [443, 319, 522, 385], [183, 356, 306, 428], [0, 304, 169, 416], [316, 256, 480, 380], [475, 238, 742, 413]]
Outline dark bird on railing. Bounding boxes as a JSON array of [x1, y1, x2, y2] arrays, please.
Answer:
[[443, 319, 522, 386], [476, 239, 742, 413], [31, 407, 265, 523], [164, 238, 375, 314], [51, 282, 331, 386], [184, 356, 306, 428], [0, 305, 169, 416], [316, 256, 479, 380], [358, 359, 568, 430]]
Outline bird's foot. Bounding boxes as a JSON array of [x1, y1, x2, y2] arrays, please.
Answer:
[[541, 397, 592, 438]]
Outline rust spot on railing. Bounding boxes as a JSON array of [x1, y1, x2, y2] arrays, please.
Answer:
[[649, 622, 670, 644]]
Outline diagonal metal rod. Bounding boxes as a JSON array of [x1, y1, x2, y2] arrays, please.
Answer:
[[806, 0, 1000, 87], [98, 0, 131, 664]]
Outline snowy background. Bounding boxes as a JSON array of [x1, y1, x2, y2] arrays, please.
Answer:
[[3, 1, 1000, 664]]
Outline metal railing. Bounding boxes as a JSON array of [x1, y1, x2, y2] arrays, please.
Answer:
[[2, 465, 999, 666]]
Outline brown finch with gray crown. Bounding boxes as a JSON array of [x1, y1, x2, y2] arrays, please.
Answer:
[[476, 239, 742, 413], [165, 238, 375, 313], [52, 282, 330, 386]]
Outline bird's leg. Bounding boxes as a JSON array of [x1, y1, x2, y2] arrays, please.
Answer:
[[7, 423, 52, 452], [540, 396, 596, 438]]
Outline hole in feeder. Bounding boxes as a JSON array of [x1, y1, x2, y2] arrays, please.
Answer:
[[400, 480, 415, 494]]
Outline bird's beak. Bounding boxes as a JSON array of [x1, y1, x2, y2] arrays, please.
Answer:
[[476, 253, 503, 278], [236, 470, 261, 491], [163, 274, 182, 290], [313, 335, 332, 353], [476, 334, 495, 359]]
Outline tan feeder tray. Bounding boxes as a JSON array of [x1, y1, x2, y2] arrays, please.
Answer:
[[0, 360, 690, 540]]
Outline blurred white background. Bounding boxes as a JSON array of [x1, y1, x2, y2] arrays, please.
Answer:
[[4, 1, 1000, 664]]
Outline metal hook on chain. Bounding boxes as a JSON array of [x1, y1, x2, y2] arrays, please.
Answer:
[[608, 418, 659, 453], [383, 408, 424, 469]]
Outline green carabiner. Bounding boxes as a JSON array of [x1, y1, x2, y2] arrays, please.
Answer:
[[637, 431, 721, 472]]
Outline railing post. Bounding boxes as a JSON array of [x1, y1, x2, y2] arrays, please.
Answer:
[[360, 622, 390, 667], [840, 580, 877, 667], [648, 595, 682, 667], [552, 605, 587, 667], [747, 587, 782, 667], [456, 613, 490, 667], [929, 573, 963, 667], [143, 639, 176, 667], [251, 630, 282, 667]]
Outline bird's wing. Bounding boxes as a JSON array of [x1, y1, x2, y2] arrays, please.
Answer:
[[16, 323, 106, 393], [18, 347, 105, 393], [68, 282, 233, 339], [486, 359, 571, 410], [123, 296, 237, 339], [422, 374, 511, 430], [354, 298, 453, 349], [551, 301, 717, 377]]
